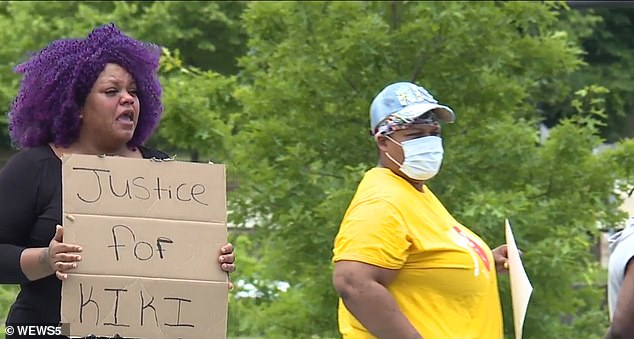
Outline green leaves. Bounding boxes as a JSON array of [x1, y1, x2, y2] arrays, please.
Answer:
[[150, 47, 238, 162], [0, 285, 18, 324], [0, 2, 632, 338]]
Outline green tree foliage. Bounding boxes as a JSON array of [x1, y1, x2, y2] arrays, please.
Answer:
[[577, 8, 634, 142], [0, 284, 18, 325], [227, 1, 631, 338], [151, 47, 239, 162], [1, 1, 633, 339], [551, 7, 634, 142]]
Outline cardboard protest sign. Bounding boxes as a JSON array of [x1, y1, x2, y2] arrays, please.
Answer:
[[60, 154, 227, 339]]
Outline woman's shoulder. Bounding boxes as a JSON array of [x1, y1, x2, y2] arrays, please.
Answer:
[[0, 145, 58, 179], [4, 145, 57, 164]]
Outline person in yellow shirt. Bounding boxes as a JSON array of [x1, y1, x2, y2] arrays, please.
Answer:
[[332, 81, 509, 339]]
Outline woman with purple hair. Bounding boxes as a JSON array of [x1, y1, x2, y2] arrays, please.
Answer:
[[0, 23, 235, 331]]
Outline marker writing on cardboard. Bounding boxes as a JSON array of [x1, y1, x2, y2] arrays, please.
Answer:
[[71, 167, 208, 206], [79, 283, 194, 328], [108, 224, 174, 261]]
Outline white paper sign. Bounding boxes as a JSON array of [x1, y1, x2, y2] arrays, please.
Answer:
[[505, 218, 533, 339]]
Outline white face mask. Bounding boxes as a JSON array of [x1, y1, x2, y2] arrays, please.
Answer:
[[385, 135, 444, 180]]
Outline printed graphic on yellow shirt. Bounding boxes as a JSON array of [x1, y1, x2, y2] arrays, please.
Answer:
[[448, 226, 492, 279]]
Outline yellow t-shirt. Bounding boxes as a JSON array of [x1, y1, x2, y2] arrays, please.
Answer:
[[332, 168, 503, 339]]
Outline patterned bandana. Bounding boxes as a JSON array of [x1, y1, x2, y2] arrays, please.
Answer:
[[373, 110, 439, 137]]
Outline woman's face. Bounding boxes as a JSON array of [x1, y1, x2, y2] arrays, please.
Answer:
[[378, 122, 441, 182], [79, 63, 140, 150]]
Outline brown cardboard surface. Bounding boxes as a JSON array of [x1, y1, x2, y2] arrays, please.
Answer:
[[63, 215, 227, 281], [61, 274, 227, 339], [61, 154, 227, 339], [62, 154, 226, 223]]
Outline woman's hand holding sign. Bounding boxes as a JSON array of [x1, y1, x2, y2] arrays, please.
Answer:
[[48, 225, 83, 280]]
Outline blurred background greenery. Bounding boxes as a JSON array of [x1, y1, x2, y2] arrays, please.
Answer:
[[1, 1, 634, 338]]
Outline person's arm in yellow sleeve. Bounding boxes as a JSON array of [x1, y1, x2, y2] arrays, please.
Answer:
[[333, 260, 422, 339]]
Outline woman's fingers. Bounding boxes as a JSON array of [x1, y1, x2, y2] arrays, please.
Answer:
[[48, 243, 83, 271], [219, 253, 235, 264], [221, 263, 236, 273], [50, 243, 83, 255], [53, 253, 82, 262], [219, 243, 235, 272], [55, 261, 79, 272], [55, 270, 68, 281], [220, 243, 234, 255]]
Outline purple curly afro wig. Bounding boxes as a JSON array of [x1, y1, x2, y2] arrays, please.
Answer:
[[8, 23, 163, 149]]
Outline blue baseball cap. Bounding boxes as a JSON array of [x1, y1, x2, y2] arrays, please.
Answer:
[[369, 82, 455, 134]]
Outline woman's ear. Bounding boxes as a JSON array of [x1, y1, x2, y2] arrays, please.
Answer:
[[376, 135, 390, 151]]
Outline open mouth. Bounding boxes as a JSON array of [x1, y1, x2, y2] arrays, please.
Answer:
[[116, 111, 135, 124]]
